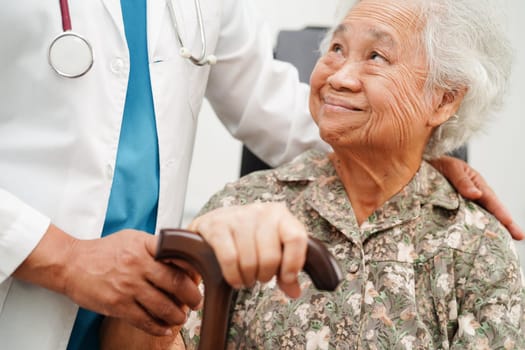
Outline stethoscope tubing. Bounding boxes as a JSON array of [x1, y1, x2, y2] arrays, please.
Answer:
[[59, 0, 72, 31], [167, 0, 216, 66]]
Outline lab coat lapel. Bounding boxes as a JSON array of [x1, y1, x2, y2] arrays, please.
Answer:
[[148, 0, 169, 58], [99, 0, 168, 57], [100, 0, 125, 40]]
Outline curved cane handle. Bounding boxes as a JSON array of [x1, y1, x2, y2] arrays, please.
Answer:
[[156, 229, 343, 350]]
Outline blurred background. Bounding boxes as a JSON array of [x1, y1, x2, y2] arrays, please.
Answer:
[[183, 0, 525, 265]]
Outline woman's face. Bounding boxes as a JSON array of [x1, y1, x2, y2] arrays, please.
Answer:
[[309, 0, 436, 155]]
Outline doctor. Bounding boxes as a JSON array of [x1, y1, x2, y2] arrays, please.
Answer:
[[0, 0, 521, 349]]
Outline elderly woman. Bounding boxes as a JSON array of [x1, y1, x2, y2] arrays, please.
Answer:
[[177, 0, 525, 348]]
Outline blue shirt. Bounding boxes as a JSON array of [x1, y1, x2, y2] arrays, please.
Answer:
[[67, 1, 159, 349]]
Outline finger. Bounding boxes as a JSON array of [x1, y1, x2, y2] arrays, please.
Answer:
[[453, 174, 483, 199], [475, 186, 511, 227], [145, 263, 202, 310], [450, 162, 483, 199], [124, 302, 176, 337], [277, 213, 308, 285], [231, 224, 259, 287], [197, 222, 244, 289], [134, 283, 188, 327], [473, 185, 525, 240], [163, 258, 202, 284], [277, 278, 302, 299], [507, 222, 525, 241], [255, 220, 282, 283]]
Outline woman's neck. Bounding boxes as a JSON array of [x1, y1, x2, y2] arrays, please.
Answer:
[[329, 148, 422, 226]]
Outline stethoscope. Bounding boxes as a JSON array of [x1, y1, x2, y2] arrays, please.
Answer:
[[167, 0, 217, 66], [49, 0, 216, 79]]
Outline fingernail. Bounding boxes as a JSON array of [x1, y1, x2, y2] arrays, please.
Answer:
[[470, 188, 482, 196], [165, 329, 173, 336], [510, 222, 525, 240]]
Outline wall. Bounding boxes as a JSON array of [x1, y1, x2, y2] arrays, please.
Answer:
[[183, 0, 525, 262]]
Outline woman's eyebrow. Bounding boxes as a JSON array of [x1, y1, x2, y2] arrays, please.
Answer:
[[333, 24, 396, 50]]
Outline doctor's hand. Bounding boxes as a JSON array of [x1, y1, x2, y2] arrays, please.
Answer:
[[188, 202, 309, 299], [13, 225, 202, 337], [430, 155, 524, 240]]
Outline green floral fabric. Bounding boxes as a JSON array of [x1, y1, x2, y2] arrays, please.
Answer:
[[182, 150, 525, 349]]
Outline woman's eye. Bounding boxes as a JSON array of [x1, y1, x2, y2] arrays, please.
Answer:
[[330, 43, 344, 55], [370, 51, 387, 63]]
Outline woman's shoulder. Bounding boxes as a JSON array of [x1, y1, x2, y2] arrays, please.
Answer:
[[199, 149, 331, 215], [414, 162, 517, 262], [454, 198, 516, 256], [418, 193, 518, 267]]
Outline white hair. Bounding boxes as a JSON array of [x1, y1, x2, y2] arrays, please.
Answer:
[[321, 0, 513, 158]]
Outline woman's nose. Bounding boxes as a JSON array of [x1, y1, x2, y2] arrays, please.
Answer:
[[327, 62, 363, 92]]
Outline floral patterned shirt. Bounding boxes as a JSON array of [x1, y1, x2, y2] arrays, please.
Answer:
[[182, 150, 525, 350]]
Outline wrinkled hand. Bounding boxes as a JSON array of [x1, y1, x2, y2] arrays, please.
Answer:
[[188, 202, 309, 298], [430, 156, 524, 240], [64, 230, 202, 336]]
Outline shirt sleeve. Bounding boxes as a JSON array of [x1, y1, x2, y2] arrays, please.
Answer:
[[204, 0, 330, 168], [450, 216, 525, 349], [0, 188, 50, 283]]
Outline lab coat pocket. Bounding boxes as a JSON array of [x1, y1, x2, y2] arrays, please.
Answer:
[[0, 278, 13, 313], [187, 18, 218, 119], [187, 64, 211, 120]]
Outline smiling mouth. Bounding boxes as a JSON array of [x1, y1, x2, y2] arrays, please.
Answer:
[[322, 97, 365, 112]]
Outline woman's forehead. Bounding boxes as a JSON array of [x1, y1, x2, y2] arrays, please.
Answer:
[[342, 0, 423, 38]]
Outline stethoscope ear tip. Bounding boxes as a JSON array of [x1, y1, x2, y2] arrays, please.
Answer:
[[207, 55, 217, 65], [180, 48, 217, 66], [180, 47, 192, 59]]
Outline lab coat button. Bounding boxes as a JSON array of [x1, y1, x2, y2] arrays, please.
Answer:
[[110, 58, 125, 73]]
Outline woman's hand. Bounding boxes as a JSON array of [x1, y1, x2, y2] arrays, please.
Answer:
[[430, 155, 524, 240], [188, 202, 309, 298], [14, 225, 203, 337]]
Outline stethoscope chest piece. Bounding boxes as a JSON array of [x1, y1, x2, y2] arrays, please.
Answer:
[[49, 31, 94, 78]]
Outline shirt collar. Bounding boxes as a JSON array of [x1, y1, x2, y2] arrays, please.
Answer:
[[275, 150, 459, 243]]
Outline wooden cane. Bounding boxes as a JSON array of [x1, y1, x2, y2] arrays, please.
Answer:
[[156, 228, 343, 350]]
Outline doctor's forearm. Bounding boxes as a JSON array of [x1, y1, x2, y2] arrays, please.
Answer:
[[13, 223, 77, 295]]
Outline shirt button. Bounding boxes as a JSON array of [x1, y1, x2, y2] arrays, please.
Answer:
[[349, 262, 360, 274], [110, 58, 125, 73]]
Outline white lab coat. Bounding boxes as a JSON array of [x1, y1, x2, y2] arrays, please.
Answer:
[[0, 0, 325, 348]]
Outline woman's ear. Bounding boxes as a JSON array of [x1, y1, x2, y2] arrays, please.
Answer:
[[428, 87, 467, 127]]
